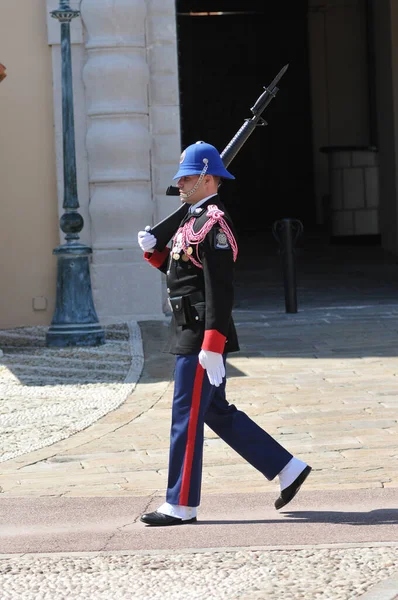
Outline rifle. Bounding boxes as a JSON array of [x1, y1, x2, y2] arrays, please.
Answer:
[[150, 64, 289, 251]]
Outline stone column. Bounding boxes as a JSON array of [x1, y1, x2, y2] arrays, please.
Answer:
[[81, 0, 164, 322], [146, 0, 182, 312], [146, 0, 181, 224], [321, 146, 379, 237]]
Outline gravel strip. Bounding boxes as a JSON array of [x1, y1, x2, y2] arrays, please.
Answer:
[[0, 546, 397, 599], [0, 323, 143, 463]]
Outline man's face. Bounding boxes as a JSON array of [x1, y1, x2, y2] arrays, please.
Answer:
[[176, 175, 203, 204]]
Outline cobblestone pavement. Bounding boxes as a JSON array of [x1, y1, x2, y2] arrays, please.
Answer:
[[0, 324, 143, 463], [1, 545, 397, 600]]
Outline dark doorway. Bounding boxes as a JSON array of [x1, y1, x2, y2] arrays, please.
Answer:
[[176, 0, 315, 234]]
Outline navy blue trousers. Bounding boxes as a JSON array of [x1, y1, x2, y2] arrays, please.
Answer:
[[166, 354, 293, 507]]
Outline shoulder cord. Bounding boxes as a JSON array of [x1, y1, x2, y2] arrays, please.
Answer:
[[174, 205, 238, 269]]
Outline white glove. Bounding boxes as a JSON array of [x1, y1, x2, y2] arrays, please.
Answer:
[[138, 228, 157, 253], [198, 349, 225, 387]]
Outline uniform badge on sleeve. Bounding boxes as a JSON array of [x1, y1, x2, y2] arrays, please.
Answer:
[[214, 227, 230, 250]]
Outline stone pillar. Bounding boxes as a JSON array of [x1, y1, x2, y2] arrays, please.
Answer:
[[81, 0, 164, 322], [321, 146, 379, 237], [146, 0, 182, 312], [146, 0, 181, 225]]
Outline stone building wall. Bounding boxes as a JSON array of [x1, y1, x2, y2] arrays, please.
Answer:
[[0, 0, 59, 329], [47, 0, 181, 323], [3, 0, 398, 329]]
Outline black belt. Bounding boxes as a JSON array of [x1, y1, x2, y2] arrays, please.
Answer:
[[185, 291, 205, 305], [169, 291, 205, 326], [169, 291, 204, 305]]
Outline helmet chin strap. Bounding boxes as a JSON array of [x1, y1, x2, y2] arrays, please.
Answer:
[[180, 158, 208, 200]]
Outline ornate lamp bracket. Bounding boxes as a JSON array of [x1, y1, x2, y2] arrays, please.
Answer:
[[51, 0, 79, 22]]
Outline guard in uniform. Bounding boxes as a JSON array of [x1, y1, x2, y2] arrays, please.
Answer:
[[138, 142, 311, 526]]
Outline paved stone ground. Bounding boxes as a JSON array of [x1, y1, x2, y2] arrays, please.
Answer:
[[1, 307, 397, 498], [1, 234, 398, 599]]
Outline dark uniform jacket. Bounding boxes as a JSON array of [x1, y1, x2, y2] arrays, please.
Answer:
[[144, 195, 240, 355]]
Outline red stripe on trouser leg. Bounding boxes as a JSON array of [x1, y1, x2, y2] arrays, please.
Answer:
[[179, 363, 205, 506]]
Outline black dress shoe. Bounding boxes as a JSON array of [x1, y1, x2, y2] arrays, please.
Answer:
[[140, 510, 197, 526], [275, 465, 312, 510]]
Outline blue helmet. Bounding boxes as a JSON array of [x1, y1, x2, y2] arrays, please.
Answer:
[[173, 141, 235, 180]]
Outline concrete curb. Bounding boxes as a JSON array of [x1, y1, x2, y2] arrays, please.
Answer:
[[358, 572, 398, 600], [1, 540, 397, 560], [125, 321, 145, 383]]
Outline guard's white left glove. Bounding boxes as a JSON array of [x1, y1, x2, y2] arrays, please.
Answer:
[[198, 349, 225, 387], [138, 229, 157, 253]]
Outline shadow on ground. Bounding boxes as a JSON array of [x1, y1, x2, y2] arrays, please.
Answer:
[[197, 508, 398, 526]]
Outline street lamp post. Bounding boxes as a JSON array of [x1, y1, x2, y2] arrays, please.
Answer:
[[46, 0, 105, 347]]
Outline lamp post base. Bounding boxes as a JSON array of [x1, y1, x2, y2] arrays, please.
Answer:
[[46, 244, 105, 348], [46, 323, 105, 347]]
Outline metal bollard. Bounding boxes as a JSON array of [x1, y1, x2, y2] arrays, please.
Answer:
[[272, 218, 304, 313]]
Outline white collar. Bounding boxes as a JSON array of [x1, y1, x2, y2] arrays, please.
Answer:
[[188, 194, 218, 213]]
